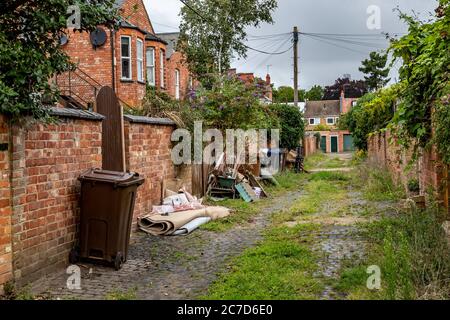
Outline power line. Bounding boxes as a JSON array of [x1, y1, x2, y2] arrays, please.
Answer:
[[178, 0, 292, 55]]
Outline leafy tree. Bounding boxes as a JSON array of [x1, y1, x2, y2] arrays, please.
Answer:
[[179, 0, 277, 85], [273, 86, 308, 103], [323, 78, 368, 100], [192, 75, 279, 131], [0, 1, 119, 119], [340, 84, 402, 151], [271, 103, 304, 150], [305, 85, 324, 101], [359, 51, 391, 91], [389, 0, 450, 163]]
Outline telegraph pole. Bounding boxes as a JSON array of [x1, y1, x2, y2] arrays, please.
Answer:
[[293, 26, 299, 107]]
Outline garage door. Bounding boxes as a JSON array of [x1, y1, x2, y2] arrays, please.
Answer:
[[320, 136, 326, 153], [344, 134, 355, 152]]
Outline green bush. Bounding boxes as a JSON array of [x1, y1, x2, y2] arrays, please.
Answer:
[[270, 104, 304, 150], [407, 178, 420, 193]]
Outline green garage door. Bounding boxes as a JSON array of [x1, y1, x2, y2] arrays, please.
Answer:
[[330, 136, 338, 153], [344, 134, 355, 151], [320, 136, 327, 152]]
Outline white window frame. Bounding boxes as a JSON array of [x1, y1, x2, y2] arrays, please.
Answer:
[[326, 117, 336, 125], [120, 36, 132, 80], [146, 47, 155, 86], [136, 38, 144, 82], [160, 49, 165, 88], [175, 69, 180, 100], [309, 118, 320, 125]]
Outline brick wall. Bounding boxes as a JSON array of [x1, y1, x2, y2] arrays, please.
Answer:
[[124, 117, 177, 227], [303, 134, 318, 157], [0, 115, 12, 294], [367, 131, 447, 207], [10, 117, 102, 285]]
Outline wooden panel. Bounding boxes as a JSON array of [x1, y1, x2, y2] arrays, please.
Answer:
[[96, 86, 126, 172], [191, 164, 204, 197]]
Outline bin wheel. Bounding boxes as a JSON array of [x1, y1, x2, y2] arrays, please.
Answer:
[[69, 249, 79, 264], [114, 252, 124, 270]]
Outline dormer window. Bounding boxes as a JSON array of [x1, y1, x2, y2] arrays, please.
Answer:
[[326, 117, 335, 125]]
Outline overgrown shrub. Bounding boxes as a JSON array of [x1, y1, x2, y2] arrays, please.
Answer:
[[270, 104, 304, 150], [407, 178, 420, 193]]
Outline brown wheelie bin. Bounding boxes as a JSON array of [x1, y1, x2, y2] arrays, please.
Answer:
[[70, 169, 144, 270]]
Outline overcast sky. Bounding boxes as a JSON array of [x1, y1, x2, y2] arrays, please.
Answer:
[[144, 0, 438, 89]]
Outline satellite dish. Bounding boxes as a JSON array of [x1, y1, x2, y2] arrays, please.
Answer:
[[90, 27, 107, 48], [59, 34, 68, 46]]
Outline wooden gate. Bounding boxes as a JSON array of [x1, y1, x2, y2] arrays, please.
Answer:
[[96, 86, 126, 172]]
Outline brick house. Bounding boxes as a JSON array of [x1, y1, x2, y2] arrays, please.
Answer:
[[57, 0, 192, 108], [228, 69, 273, 104], [157, 32, 195, 100], [304, 90, 358, 153]]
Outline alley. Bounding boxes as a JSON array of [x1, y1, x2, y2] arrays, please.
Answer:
[[24, 152, 399, 300]]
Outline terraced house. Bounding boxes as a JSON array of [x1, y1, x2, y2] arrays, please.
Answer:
[[56, 0, 193, 109], [304, 90, 358, 153]]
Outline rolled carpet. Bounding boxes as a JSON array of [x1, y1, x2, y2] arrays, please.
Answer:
[[138, 206, 231, 236], [171, 217, 212, 236]]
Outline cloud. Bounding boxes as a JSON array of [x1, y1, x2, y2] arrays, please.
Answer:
[[144, 0, 438, 89]]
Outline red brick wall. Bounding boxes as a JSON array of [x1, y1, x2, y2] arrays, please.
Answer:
[[367, 131, 446, 203], [119, 0, 154, 33], [0, 115, 12, 293], [59, 0, 169, 107], [124, 121, 176, 227], [10, 119, 102, 285], [303, 134, 318, 157]]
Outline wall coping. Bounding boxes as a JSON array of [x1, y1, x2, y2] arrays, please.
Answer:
[[124, 114, 176, 126], [49, 107, 105, 121]]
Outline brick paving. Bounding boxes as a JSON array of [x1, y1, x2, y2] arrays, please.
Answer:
[[29, 190, 303, 300]]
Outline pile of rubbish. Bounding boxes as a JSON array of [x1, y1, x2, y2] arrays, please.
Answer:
[[138, 188, 231, 236], [206, 152, 269, 202]]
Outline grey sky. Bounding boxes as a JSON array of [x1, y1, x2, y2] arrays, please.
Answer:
[[145, 0, 438, 89]]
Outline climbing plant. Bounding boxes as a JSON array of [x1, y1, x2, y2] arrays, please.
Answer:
[[389, 0, 450, 163]]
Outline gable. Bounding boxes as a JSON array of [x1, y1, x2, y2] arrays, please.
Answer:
[[117, 0, 155, 34]]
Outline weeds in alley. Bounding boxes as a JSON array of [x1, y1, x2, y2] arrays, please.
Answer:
[[337, 203, 450, 300]]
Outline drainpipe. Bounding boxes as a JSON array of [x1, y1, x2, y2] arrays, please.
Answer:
[[111, 29, 116, 92]]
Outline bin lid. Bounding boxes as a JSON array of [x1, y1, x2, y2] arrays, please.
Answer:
[[78, 168, 142, 186]]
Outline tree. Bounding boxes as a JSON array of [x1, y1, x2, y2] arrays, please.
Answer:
[[271, 103, 304, 150], [273, 86, 307, 103], [305, 85, 324, 101], [323, 78, 368, 100], [0, 1, 119, 119], [359, 51, 391, 91], [179, 0, 277, 85]]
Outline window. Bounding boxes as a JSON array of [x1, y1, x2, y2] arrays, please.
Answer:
[[136, 39, 144, 82], [326, 117, 335, 125], [309, 118, 320, 125], [160, 49, 165, 88], [146, 47, 155, 85], [121, 36, 131, 80], [175, 69, 180, 100]]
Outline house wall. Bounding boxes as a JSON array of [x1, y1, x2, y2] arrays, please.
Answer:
[[120, 0, 155, 33], [165, 51, 191, 100], [305, 116, 340, 131], [0, 115, 12, 294], [314, 130, 350, 153]]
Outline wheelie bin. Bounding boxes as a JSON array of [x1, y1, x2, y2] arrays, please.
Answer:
[[70, 169, 144, 270]]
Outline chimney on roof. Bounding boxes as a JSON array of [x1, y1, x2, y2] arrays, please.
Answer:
[[266, 74, 271, 85]]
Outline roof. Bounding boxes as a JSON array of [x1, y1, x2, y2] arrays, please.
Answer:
[[156, 33, 180, 58], [304, 100, 340, 118], [118, 20, 167, 44]]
